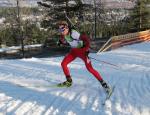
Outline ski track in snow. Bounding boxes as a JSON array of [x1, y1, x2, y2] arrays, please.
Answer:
[[0, 42, 150, 115]]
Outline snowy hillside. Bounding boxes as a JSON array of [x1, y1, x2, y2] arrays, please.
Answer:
[[0, 42, 150, 115]]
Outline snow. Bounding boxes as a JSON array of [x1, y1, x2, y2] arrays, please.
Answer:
[[0, 18, 5, 24], [0, 44, 42, 53], [0, 42, 150, 115], [0, 0, 40, 7]]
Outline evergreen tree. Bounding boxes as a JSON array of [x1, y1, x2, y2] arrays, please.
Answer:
[[129, 0, 150, 32], [37, 0, 92, 29]]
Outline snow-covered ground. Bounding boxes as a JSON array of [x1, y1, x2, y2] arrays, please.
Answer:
[[0, 44, 42, 53], [0, 42, 150, 115]]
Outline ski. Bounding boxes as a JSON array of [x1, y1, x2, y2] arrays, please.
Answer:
[[102, 85, 115, 106], [15, 83, 72, 88]]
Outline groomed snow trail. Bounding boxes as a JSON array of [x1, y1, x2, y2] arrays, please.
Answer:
[[0, 42, 150, 115]]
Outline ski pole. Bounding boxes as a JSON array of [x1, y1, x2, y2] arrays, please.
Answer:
[[89, 56, 119, 68], [64, 10, 79, 31]]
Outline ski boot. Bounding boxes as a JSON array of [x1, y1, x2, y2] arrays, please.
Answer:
[[100, 79, 112, 95], [100, 79, 115, 105], [57, 76, 72, 87]]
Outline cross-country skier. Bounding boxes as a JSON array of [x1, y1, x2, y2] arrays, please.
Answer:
[[57, 21, 112, 95]]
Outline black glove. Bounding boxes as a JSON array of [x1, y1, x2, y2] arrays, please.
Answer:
[[57, 40, 62, 46], [85, 50, 90, 57]]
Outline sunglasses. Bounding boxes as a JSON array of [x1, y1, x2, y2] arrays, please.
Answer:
[[58, 26, 65, 33]]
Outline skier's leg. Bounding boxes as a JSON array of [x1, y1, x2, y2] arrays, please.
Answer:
[[81, 55, 112, 94], [81, 56, 103, 81], [58, 52, 76, 87], [61, 52, 76, 80]]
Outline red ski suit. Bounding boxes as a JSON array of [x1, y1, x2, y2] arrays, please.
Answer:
[[61, 33, 103, 81]]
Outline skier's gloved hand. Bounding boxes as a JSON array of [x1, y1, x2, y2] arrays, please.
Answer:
[[85, 50, 90, 57], [57, 40, 62, 46]]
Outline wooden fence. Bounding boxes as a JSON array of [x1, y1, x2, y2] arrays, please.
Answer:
[[111, 29, 150, 49], [98, 29, 150, 53]]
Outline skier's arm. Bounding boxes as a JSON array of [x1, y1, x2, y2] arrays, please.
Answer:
[[80, 33, 90, 51], [57, 35, 68, 46]]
